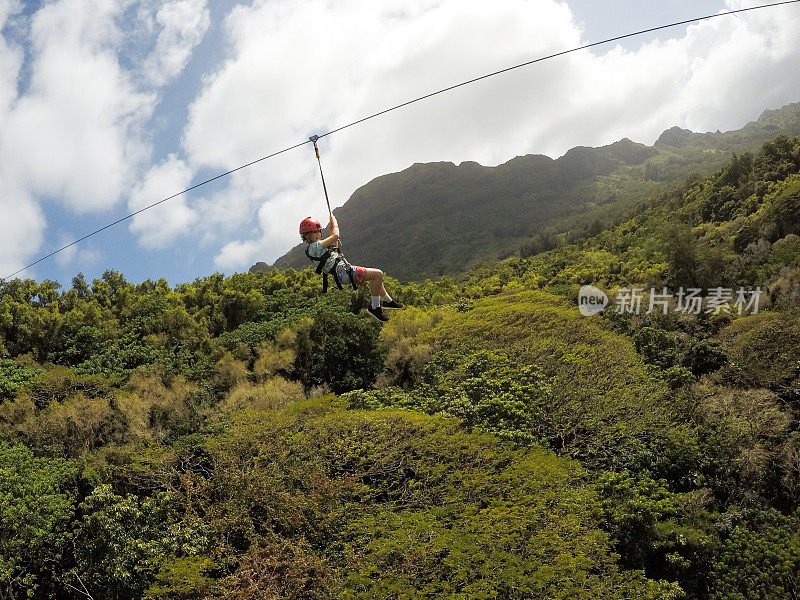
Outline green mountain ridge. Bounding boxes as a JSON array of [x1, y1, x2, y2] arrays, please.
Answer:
[[654, 103, 800, 150], [266, 102, 800, 281]]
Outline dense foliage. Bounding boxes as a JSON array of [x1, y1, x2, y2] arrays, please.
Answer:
[[2, 131, 800, 598]]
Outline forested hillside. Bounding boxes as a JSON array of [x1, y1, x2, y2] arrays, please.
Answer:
[[2, 132, 800, 599], [270, 102, 800, 281]]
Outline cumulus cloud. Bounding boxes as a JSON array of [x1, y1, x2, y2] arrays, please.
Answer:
[[142, 0, 210, 87], [0, 4, 39, 279], [0, 187, 45, 279], [2, 0, 799, 279], [54, 236, 102, 269], [0, 0, 19, 22], [192, 172, 266, 245], [0, 1, 22, 120], [0, 0, 156, 215], [679, 0, 800, 132], [0, 0, 211, 277], [181, 0, 800, 271], [212, 189, 302, 270], [129, 154, 199, 249]]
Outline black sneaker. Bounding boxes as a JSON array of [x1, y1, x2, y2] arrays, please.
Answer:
[[367, 306, 389, 322], [382, 299, 404, 310]]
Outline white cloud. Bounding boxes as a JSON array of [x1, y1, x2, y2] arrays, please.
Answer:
[[679, 1, 800, 132], [0, 0, 22, 121], [0, 0, 19, 22], [129, 154, 199, 249], [54, 236, 102, 269], [0, 0, 211, 276], [0, 187, 45, 279], [1, 0, 799, 279], [0, 0, 156, 213], [212, 189, 305, 270], [142, 0, 210, 87], [192, 172, 264, 244], [214, 238, 262, 271], [179, 0, 800, 272]]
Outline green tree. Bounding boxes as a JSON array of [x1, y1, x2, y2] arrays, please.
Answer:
[[0, 358, 42, 400], [634, 327, 679, 369], [663, 223, 698, 288], [346, 349, 551, 444], [294, 309, 384, 394], [710, 509, 800, 600], [68, 484, 208, 600], [0, 443, 78, 599], [681, 339, 727, 376]]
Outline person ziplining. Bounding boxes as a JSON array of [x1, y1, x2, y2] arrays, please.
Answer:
[[300, 136, 402, 323]]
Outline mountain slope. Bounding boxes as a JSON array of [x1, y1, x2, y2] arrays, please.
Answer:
[[268, 102, 800, 282], [272, 138, 656, 281]]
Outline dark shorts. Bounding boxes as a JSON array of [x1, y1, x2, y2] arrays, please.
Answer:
[[353, 266, 367, 286]]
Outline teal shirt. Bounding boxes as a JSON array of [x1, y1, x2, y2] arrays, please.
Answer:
[[306, 241, 337, 273]]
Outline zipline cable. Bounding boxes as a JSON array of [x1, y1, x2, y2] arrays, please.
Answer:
[[314, 0, 800, 141], [4, 0, 799, 281], [2, 140, 311, 281], [308, 134, 344, 252], [309, 135, 332, 216]]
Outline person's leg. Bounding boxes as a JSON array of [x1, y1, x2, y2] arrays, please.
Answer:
[[361, 268, 387, 298], [359, 268, 390, 321]]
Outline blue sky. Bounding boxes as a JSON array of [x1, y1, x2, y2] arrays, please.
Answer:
[[1, 0, 799, 288]]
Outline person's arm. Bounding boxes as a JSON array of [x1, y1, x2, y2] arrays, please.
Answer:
[[320, 214, 340, 247]]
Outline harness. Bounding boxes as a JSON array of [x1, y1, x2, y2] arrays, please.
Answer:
[[305, 245, 357, 293]]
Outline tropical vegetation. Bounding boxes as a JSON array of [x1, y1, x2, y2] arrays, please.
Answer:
[[1, 129, 800, 598]]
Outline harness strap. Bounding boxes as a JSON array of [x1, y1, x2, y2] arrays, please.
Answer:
[[330, 257, 344, 291], [305, 247, 330, 274], [305, 246, 357, 293]]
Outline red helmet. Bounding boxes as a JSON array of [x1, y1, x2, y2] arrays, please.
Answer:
[[299, 217, 321, 234]]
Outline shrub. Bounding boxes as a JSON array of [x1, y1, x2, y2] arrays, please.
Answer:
[[198, 400, 681, 600], [716, 311, 800, 396], [376, 306, 442, 389], [293, 310, 384, 394], [24, 367, 118, 410], [710, 509, 800, 600], [68, 484, 209, 600], [0, 358, 42, 401], [0, 444, 79, 598], [681, 339, 727, 376], [634, 326, 679, 368], [409, 290, 698, 475], [216, 377, 305, 414]]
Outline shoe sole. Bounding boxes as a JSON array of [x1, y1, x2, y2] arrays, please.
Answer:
[[366, 310, 389, 323], [382, 305, 403, 310]]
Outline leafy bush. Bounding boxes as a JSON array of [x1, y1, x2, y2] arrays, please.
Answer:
[[0, 358, 42, 401], [405, 290, 698, 476], [376, 306, 442, 389], [596, 471, 716, 597], [681, 339, 727, 376], [25, 367, 119, 409], [717, 311, 800, 397], [345, 349, 550, 444], [693, 383, 792, 505], [634, 326, 680, 369], [216, 377, 305, 414], [293, 309, 384, 394], [194, 400, 681, 599], [710, 509, 800, 600], [0, 444, 79, 599], [68, 484, 209, 600]]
